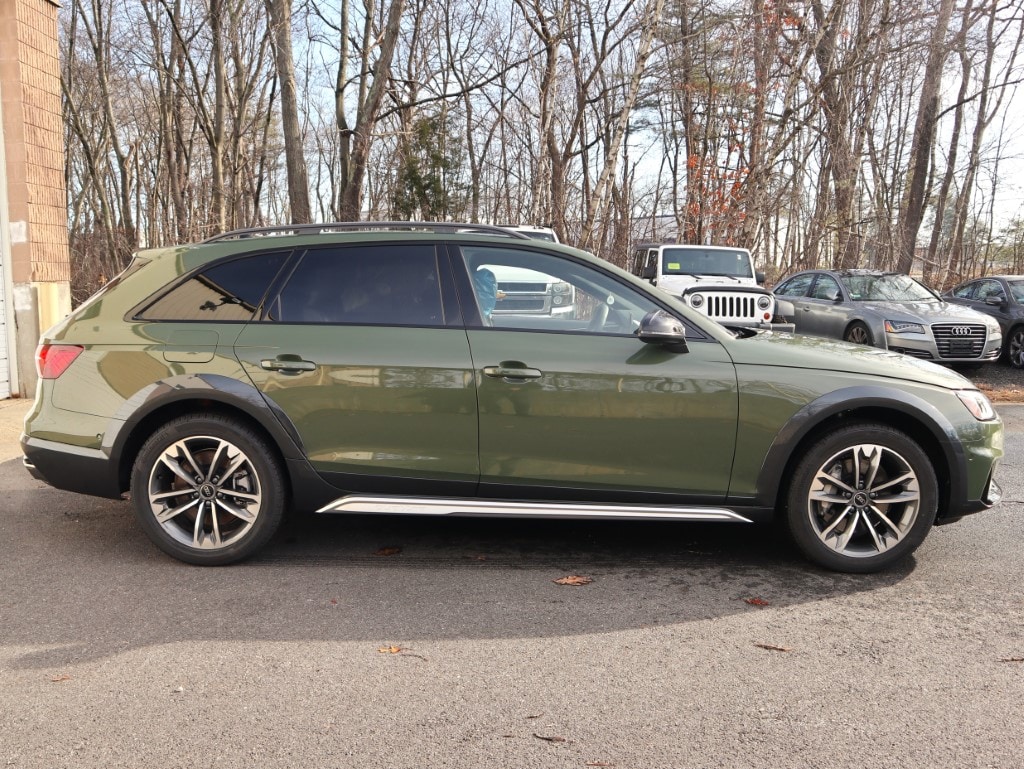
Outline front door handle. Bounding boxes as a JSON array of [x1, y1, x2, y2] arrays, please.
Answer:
[[260, 354, 317, 373], [483, 363, 543, 381]]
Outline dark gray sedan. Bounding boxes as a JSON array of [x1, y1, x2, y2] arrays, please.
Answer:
[[774, 269, 1002, 365], [943, 275, 1024, 368]]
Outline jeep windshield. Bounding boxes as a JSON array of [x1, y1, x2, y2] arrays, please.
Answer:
[[660, 248, 753, 278], [840, 274, 939, 302]]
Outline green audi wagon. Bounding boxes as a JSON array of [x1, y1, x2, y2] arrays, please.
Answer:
[[22, 223, 1003, 572]]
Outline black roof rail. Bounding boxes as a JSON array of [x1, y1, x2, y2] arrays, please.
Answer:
[[202, 221, 532, 243]]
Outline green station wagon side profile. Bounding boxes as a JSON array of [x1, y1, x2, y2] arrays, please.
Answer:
[[22, 223, 1004, 573]]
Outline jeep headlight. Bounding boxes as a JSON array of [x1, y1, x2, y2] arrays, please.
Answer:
[[956, 389, 997, 421], [757, 295, 772, 310], [551, 282, 571, 294], [689, 294, 704, 308], [884, 320, 925, 334]]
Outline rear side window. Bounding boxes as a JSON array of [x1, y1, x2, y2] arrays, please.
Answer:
[[272, 244, 443, 326], [138, 251, 288, 322]]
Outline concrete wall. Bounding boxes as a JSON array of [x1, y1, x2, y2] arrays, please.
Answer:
[[0, 0, 71, 398]]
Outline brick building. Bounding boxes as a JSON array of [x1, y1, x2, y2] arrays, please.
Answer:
[[0, 0, 71, 399]]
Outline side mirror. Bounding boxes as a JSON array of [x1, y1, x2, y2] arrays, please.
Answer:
[[985, 294, 1006, 307], [637, 310, 688, 353], [756, 271, 766, 285], [641, 265, 657, 281]]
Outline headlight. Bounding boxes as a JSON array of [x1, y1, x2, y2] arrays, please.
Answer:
[[552, 282, 571, 295], [956, 389, 997, 421], [757, 295, 772, 310], [689, 294, 704, 308], [884, 320, 925, 334]]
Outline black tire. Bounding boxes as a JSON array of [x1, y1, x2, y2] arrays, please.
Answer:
[[130, 413, 286, 565], [1006, 326, 1024, 369], [844, 321, 874, 346], [784, 424, 938, 573]]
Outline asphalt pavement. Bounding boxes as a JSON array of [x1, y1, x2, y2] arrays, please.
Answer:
[[1, 398, 1022, 768]]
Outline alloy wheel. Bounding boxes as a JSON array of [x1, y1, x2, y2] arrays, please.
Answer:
[[805, 443, 921, 559], [145, 435, 263, 551]]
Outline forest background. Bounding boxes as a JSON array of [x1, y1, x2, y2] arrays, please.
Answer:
[[60, 0, 1024, 304]]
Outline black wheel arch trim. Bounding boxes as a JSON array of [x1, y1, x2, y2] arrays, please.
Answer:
[[749, 385, 967, 515], [103, 373, 308, 476]]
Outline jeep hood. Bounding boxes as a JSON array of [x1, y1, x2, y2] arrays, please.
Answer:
[[726, 331, 973, 390]]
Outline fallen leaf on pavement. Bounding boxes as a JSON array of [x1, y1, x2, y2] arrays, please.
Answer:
[[374, 546, 402, 556], [378, 645, 404, 654], [533, 733, 567, 743], [744, 597, 770, 606], [553, 575, 593, 586], [585, 762, 614, 767], [754, 643, 792, 652], [525, 713, 544, 719], [999, 657, 1024, 663], [49, 674, 72, 683]]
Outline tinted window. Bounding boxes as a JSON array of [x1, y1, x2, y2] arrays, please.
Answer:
[[775, 274, 814, 297], [140, 251, 288, 321], [811, 275, 841, 300], [975, 280, 1004, 301], [952, 282, 978, 299], [274, 244, 443, 326]]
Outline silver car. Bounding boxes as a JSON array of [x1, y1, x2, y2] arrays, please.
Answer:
[[773, 269, 1002, 365]]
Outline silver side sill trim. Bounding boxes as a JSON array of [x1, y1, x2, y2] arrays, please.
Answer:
[[316, 495, 752, 523]]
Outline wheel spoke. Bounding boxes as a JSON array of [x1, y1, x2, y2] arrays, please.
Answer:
[[871, 471, 915, 494], [217, 451, 248, 485], [820, 505, 854, 538], [862, 447, 882, 491], [869, 505, 905, 541], [205, 440, 228, 483], [158, 446, 200, 488], [809, 489, 850, 505], [831, 510, 862, 552], [215, 497, 257, 524], [155, 497, 200, 524], [814, 470, 856, 496]]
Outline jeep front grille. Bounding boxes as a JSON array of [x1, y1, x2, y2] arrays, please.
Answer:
[[702, 294, 759, 321]]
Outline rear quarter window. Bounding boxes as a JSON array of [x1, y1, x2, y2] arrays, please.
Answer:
[[137, 251, 289, 322]]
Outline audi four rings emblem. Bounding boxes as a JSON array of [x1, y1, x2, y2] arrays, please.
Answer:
[[950, 326, 973, 336]]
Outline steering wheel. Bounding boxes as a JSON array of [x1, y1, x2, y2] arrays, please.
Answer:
[[588, 301, 610, 332]]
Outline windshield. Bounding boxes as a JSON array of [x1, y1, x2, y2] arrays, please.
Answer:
[[660, 248, 753, 278], [839, 274, 938, 302], [1009, 280, 1024, 303]]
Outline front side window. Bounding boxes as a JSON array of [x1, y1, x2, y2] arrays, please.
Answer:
[[459, 246, 663, 335], [775, 274, 814, 298], [811, 275, 841, 301], [952, 282, 978, 299], [975, 280, 1004, 302], [1008, 280, 1024, 304], [273, 244, 443, 326], [139, 251, 288, 321]]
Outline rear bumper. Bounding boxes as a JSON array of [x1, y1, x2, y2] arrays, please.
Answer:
[[21, 435, 123, 499]]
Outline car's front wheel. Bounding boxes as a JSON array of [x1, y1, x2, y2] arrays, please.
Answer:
[[130, 414, 286, 565], [1006, 326, 1024, 369], [785, 424, 938, 573], [844, 321, 874, 346]]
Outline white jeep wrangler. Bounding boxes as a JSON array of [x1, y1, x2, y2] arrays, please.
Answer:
[[631, 243, 793, 332]]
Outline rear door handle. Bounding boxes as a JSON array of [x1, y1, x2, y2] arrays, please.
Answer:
[[483, 364, 543, 381], [260, 355, 317, 373]]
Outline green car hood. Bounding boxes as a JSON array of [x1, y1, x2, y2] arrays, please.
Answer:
[[724, 331, 974, 390]]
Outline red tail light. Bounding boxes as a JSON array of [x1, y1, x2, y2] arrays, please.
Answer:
[[36, 344, 84, 379]]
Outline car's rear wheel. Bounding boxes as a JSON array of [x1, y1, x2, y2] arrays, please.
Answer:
[[130, 414, 286, 565], [785, 424, 937, 573], [844, 321, 874, 346], [1006, 326, 1024, 369]]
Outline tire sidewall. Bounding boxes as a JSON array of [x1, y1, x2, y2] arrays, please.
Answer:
[[785, 424, 938, 573], [130, 414, 286, 565]]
